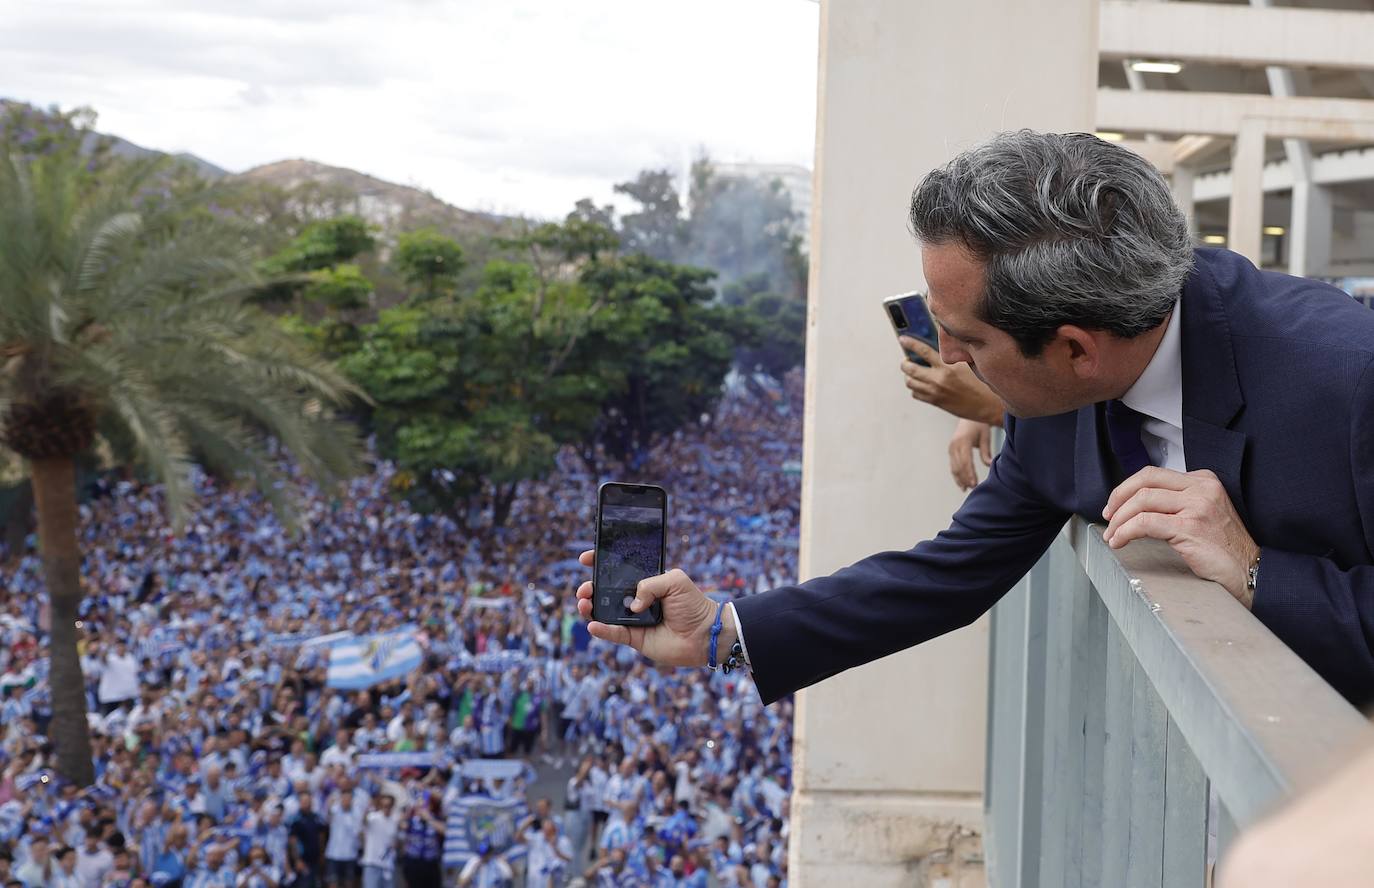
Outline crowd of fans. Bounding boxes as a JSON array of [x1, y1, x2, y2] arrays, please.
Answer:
[[0, 370, 803, 888]]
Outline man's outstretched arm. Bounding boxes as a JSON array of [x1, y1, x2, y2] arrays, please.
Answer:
[[733, 414, 1068, 702], [575, 415, 1069, 703]]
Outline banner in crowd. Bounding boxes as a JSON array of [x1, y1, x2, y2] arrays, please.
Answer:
[[442, 794, 528, 870], [451, 650, 528, 674], [264, 631, 315, 647], [465, 597, 512, 610], [356, 751, 449, 770], [458, 759, 537, 782], [326, 628, 422, 690]]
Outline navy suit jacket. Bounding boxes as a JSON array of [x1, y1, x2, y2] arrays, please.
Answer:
[[735, 249, 1374, 706]]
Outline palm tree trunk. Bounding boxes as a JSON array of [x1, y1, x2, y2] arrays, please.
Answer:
[[491, 481, 519, 529], [29, 455, 95, 786]]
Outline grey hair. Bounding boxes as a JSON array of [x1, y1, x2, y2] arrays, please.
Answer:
[[908, 130, 1194, 357]]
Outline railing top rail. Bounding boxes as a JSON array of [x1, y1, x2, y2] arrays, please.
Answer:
[[1066, 518, 1374, 826]]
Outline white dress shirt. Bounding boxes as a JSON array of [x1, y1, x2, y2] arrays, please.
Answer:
[[1119, 300, 1187, 473]]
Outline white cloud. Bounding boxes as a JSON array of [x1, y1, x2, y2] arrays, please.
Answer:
[[2, 0, 818, 218]]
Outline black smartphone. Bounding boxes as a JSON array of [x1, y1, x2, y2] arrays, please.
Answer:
[[592, 482, 667, 626], [883, 291, 939, 367]]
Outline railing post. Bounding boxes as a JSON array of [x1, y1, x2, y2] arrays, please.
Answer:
[[1033, 536, 1090, 887], [1017, 552, 1051, 887], [1126, 661, 1168, 886], [985, 574, 1030, 883], [1075, 580, 1111, 888], [1100, 618, 1135, 879], [1162, 718, 1208, 886]]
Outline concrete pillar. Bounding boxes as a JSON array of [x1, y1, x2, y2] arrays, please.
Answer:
[[1248, 0, 1331, 278], [1172, 164, 1197, 240], [1227, 121, 1266, 264], [792, 1, 1098, 886], [1289, 181, 1334, 277]]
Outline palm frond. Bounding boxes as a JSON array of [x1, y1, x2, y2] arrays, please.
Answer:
[[75, 211, 143, 295], [62, 344, 195, 525], [167, 402, 302, 530], [2, 137, 363, 530]]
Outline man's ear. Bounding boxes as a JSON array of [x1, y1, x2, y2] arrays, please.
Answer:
[[1054, 325, 1102, 380]]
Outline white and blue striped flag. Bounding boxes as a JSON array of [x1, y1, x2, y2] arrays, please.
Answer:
[[326, 628, 423, 690], [442, 794, 528, 869]]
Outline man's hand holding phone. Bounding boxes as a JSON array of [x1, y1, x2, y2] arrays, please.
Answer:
[[575, 549, 728, 667]]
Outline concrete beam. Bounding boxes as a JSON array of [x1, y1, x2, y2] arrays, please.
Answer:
[[1173, 135, 1221, 166], [1097, 88, 1374, 141], [1117, 139, 1176, 174], [1193, 146, 1374, 202], [1100, 0, 1374, 72]]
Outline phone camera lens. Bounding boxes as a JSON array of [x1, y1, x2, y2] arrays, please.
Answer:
[[887, 304, 908, 329]]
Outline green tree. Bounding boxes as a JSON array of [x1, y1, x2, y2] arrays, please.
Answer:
[[733, 288, 807, 377], [568, 197, 616, 232], [342, 257, 610, 529], [502, 216, 619, 270], [392, 227, 466, 301], [0, 119, 363, 786], [273, 216, 376, 272], [613, 169, 684, 261], [579, 254, 736, 464], [304, 263, 373, 312], [257, 216, 377, 306]]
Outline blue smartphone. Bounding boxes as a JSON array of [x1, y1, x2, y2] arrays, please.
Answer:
[[592, 482, 666, 626], [883, 291, 938, 367]]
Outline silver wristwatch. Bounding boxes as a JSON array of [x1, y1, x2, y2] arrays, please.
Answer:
[[1246, 551, 1261, 596]]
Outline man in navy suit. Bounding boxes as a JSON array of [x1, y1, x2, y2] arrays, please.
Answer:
[[573, 130, 1374, 708]]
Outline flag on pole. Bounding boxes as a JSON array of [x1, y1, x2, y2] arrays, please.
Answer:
[[326, 628, 423, 689]]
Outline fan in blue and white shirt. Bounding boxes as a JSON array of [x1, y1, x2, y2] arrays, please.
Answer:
[[522, 818, 573, 888]]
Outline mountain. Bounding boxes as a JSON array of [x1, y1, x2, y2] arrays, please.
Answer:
[[2, 100, 511, 240], [98, 133, 230, 180], [1, 99, 230, 179], [236, 158, 510, 239]]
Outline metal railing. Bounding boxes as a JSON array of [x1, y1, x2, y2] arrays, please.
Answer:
[[984, 518, 1374, 887]]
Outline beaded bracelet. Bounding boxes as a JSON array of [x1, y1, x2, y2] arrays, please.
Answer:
[[720, 640, 746, 675]]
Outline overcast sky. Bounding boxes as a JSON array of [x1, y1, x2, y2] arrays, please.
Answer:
[[3, 0, 819, 219]]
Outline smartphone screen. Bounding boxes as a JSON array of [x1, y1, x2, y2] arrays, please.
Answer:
[[593, 482, 666, 626], [883, 291, 938, 366]]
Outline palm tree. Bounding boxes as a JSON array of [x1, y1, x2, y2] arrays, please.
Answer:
[[0, 118, 364, 785]]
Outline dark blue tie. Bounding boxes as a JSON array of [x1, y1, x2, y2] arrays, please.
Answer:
[[1105, 399, 1151, 479]]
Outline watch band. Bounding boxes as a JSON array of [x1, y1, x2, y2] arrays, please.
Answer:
[[1245, 551, 1261, 607]]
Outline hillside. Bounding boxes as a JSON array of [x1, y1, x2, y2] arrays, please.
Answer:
[[1, 99, 230, 179], [100, 135, 230, 180], [237, 158, 512, 241], [2, 100, 513, 242]]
